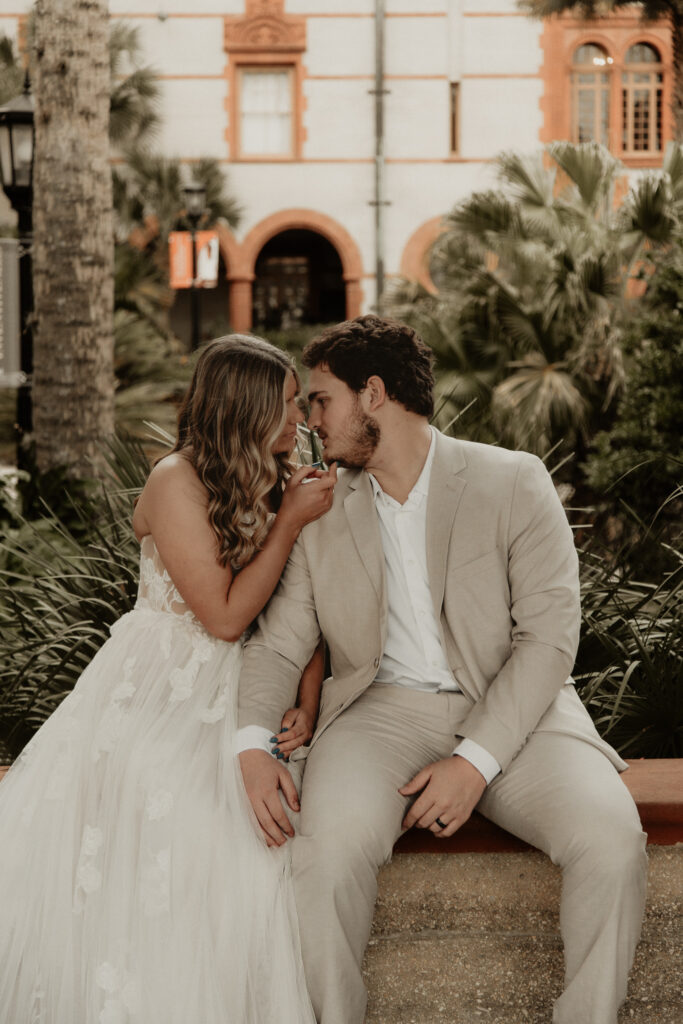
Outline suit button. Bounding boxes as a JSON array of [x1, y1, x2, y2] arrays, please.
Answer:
[[373, 657, 379, 668]]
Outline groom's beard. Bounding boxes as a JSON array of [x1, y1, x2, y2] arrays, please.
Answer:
[[327, 407, 380, 469]]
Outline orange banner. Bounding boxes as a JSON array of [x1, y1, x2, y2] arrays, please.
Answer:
[[169, 231, 219, 289]]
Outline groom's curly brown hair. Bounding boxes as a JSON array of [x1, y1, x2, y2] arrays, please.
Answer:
[[302, 314, 435, 417]]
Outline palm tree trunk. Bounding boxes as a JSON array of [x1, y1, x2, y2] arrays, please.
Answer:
[[31, 0, 114, 477]]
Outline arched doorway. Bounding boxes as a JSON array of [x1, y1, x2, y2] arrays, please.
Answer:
[[252, 229, 346, 330], [228, 209, 363, 333]]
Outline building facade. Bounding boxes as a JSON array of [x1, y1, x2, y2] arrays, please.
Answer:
[[0, 0, 673, 334]]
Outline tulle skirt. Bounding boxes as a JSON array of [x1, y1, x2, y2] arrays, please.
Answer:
[[0, 607, 315, 1023]]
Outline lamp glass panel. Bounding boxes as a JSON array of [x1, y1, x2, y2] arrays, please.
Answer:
[[184, 188, 206, 217], [12, 123, 33, 186], [0, 128, 12, 186]]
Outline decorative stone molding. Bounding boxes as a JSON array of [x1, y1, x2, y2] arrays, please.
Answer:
[[224, 0, 306, 56], [223, 1, 308, 161]]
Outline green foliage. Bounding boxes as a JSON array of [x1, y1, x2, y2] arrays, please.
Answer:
[[114, 151, 241, 254], [583, 241, 683, 522], [109, 23, 161, 148], [577, 540, 683, 757], [0, 35, 23, 106], [519, 1, 678, 23], [0, 436, 149, 760], [385, 142, 683, 461], [114, 309, 194, 440]]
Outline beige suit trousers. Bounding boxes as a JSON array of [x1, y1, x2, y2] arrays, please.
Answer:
[[290, 684, 647, 1024]]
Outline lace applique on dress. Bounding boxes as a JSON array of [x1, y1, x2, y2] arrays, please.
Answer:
[[74, 825, 104, 912]]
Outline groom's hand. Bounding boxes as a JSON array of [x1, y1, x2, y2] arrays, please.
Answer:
[[239, 749, 300, 847], [399, 755, 487, 838]]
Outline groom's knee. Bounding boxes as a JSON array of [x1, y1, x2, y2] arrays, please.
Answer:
[[295, 808, 396, 883]]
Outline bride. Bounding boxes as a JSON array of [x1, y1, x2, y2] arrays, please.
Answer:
[[0, 335, 336, 1023]]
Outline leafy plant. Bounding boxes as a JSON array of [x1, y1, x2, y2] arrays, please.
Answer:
[[385, 142, 683, 462], [0, 436, 150, 759], [576, 535, 683, 757]]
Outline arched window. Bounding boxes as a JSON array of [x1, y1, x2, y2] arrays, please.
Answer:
[[622, 43, 663, 154], [572, 44, 613, 145]]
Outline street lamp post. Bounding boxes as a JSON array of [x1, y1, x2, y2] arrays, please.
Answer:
[[0, 75, 34, 458], [182, 185, 207, 351]]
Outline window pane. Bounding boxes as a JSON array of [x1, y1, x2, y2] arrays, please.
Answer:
[[573, 44, 609, 66], [240, 70, 293, 156], [625, 43, 660, 64], [622, 66, 662, 153], [574, 73, 609, 144]]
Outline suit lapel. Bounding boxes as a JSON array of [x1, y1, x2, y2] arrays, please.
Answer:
[[343, 470, 385, 602], [426, 433, 467, 618]]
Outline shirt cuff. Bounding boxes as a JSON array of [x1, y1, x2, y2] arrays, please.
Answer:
[[452, 738, 501, 785], [235, 725, 275, 756]]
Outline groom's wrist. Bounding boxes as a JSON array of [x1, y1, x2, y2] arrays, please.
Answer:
[[235, 724, 274, 756]]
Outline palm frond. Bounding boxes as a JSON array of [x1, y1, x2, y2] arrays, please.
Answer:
[[549, 140, 620, 213]]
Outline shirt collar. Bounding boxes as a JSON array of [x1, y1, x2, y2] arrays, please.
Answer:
[[369, 427, 436, 509]]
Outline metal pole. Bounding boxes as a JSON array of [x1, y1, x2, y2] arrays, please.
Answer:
[[373, 0, 386, 310], [189, 224, 200, 350], [16, 201, 33, 454]]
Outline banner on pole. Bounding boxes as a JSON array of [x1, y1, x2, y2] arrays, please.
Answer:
[[169, 230, 220, 289]]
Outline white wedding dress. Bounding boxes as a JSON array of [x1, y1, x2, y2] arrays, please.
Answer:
[[0, 535, 316, 1024]]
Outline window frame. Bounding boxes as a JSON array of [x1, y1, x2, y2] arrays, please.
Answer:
[[540, 15, 673, 169], [621, 43, 664, 157], [570, 43, 613, 147], [235, 64, 297, 162]]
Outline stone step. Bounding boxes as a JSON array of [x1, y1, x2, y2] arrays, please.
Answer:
[[364, 847, 682, 1024]]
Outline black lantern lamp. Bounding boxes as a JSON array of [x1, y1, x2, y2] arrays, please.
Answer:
[[0, 75, 35, 213], [182, 185, 207, 350], [0, 74, 35, 447]]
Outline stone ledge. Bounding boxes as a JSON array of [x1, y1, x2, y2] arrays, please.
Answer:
[[395, 759, 683, 852]]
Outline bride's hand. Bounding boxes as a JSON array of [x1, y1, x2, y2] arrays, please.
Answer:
[[279, 463, 337, 532], [272, 706, 316, 760]]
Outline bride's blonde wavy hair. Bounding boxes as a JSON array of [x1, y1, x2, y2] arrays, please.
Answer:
[[170, 334, 297, 570]]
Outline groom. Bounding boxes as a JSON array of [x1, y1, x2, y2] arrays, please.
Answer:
[[237, 315, 646, 1024]]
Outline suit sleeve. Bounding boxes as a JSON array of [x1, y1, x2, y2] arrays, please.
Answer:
[[459, 454, 581, 772], [238, 532, 321, 736]]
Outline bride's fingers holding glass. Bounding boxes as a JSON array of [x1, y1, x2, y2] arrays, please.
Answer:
[[280, 463, 336, 529]]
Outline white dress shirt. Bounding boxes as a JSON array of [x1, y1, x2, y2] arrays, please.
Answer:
[[237, 430, 501, 785], [368, 429, 500, 784]]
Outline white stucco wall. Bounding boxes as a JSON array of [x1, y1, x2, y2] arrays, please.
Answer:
[[0, 0, 549, 309]]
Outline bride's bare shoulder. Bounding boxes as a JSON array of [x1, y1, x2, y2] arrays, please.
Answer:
[[133, 453, 206, 539]]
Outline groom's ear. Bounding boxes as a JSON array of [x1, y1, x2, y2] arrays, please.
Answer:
[[362, 375, 387, 412]]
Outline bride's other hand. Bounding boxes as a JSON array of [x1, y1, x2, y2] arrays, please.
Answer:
[[279, 462, 337, 531], [273, 706, 315, 759], [239, 749, 299, 847]]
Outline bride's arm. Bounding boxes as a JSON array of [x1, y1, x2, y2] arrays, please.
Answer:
[[133, 454, 336, 641], [271, 639, 325, 759]]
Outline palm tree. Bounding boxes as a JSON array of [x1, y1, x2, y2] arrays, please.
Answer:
[[520, 1, 683, 139], [31, 0, 115, 478], [109, 23, 160, 149], [386, 141, 683, 457]]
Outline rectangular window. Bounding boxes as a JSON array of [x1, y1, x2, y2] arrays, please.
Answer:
[[622, 71, 663, 154], [450, 82, 460, 155], [238, 68, 294, 158]]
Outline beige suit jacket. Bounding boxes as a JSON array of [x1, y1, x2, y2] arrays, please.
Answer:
[[239, 432, 624, 773]]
